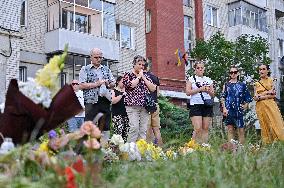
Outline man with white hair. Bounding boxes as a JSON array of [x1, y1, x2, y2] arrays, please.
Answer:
[[79, 48, 115, 140]]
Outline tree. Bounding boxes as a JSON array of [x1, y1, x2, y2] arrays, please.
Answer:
[[189, 32, 272, 97]]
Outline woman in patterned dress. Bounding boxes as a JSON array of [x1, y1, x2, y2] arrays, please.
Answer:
[[123, 55, 156, 142], [254, 64, 284, 144], [111, 76, 129, 142], [221, 66, 252, 144]]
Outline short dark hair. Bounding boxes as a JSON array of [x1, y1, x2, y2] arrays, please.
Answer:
[[133, 55, 146, 65]]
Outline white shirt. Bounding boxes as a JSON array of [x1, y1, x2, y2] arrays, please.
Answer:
[[75, 90, 85, 117], [188, 75, 213, 105]]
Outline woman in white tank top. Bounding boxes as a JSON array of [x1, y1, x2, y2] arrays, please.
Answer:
[[186, 62, 215, 144]]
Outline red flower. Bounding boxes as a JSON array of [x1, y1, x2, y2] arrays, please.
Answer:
[[65, 166, 77, 188], [72, 158, 85, 174]]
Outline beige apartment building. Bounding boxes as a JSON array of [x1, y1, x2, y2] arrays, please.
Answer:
[[19, 0, 145, 87]]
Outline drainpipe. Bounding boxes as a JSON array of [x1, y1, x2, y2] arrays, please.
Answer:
[[194, 0, 204, 40]]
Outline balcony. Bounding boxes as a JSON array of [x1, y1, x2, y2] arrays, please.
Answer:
[[228, 25, 268, 40], [45, 0, 118, 60], [45, 28, 119, 60]]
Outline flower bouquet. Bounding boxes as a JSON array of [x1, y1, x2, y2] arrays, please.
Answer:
[[0, 45, 83, 144]]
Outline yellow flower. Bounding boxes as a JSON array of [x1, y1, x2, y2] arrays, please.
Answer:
[[35, 45, 68, 96], [166, 150, 174, 159], [185, 139, 200, 149], [37, 141, 49, 153], [136, 139, 148, 156]]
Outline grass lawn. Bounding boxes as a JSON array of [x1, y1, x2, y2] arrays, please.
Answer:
[[101, 141, 284, 188]]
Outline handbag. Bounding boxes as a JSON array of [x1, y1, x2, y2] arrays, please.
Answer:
[[193, 75, 214, 107], [144, 93, 157, 113]]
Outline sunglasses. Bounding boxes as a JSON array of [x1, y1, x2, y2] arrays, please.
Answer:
[[196, 67, 204, 70], [72, 83, 79, 85], [230, 71, 238, 74]]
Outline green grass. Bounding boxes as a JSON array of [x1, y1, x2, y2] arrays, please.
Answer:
[[101, 141, 284, 188]]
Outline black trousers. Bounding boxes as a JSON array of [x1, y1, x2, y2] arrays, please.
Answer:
[[85, 97, 111, 131]]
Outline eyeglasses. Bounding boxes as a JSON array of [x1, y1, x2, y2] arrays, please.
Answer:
[[230, 71, 238, 74], [92, 56, 103, 59]]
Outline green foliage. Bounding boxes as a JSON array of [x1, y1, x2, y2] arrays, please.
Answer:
[[158, 97, 192, 144], [190, 32, 272, 97]]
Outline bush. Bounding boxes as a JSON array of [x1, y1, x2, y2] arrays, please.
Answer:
[[158, 97, 192, 145]]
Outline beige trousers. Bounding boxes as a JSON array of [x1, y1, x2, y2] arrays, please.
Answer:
[[126, 106, 150, 142]]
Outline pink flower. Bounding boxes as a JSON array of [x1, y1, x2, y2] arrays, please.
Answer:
[[83, 138, 100, 149], [80, 121, 101, 138], [80, 121, 93, 135], [91, 126, 101, 139]]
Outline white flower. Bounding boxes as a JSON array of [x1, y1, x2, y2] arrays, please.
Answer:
[[19, 78, 52, 108], [110, 134, 124, 146], [201, 143, 211, 148], [119, 142, 141, 161]]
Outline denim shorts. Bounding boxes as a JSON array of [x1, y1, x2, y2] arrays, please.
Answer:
[[189, 104, 213, 117]]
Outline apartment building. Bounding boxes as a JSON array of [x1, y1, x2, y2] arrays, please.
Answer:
[[19, 0, 146, 86], [0, 0, 22, 103], [146, 0, 284, 104]]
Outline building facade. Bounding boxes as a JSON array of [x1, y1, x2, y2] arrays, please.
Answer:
[[18, 0, 145, 87], [146, 0, 188, 104], [0, 0, 22, 104], [146, 0, 284, 105]]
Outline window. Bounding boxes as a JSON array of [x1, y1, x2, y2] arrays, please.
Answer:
[[183, 0, 191, 7], [62, 10, 89, 33], [19, 66, 27, 82], [184, 16, 192, 52], [117, 24, 134, 49], [146, 9, 151, 33], [228, 8, 241, 26], [206, 5, 218, 27], [20, 0, 27, 26], [103, 2, 115, 39], [61, 72, 67, 87], [184, 16, 192, 40]]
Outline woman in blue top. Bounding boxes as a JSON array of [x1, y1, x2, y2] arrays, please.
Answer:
[[221, 66, 252, 144]]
